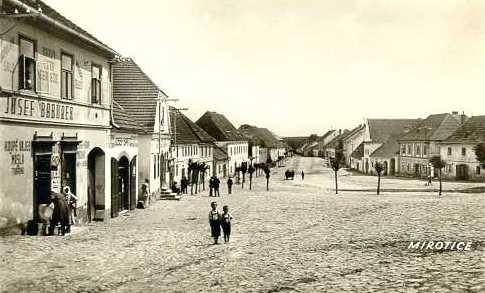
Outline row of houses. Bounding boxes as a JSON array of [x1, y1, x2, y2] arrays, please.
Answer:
[[0, 0, 286, 233], [300, 111, 485, 182]]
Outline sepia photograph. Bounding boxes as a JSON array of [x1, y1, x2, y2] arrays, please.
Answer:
[[0, 0, 484, 292]]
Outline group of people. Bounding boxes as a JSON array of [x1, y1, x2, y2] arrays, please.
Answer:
[[44, 186, 77, 236], [208, 202, 233, 244]]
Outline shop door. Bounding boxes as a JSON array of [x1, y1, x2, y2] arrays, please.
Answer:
[[111, 158, 119, 218], [62, 153, 76, 194], [34, 154, 51, 221], [118, 157, 130, 211], [456, 164, 469, 180], [129, 157, 137, 210]]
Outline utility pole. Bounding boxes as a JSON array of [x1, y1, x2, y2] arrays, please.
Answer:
[[168, 105, 188, 189], [158, 95, 178, 192]]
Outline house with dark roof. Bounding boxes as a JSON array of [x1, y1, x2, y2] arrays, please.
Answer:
[[359, 118, 421, 174], [438, 115, 485, 181], [169, 108, 216, 185], [196, 111, 249, 176], [341, 125, 366, 167], [239, 124, 287, 165], [112, 58, 173, 197], [398, 112, 467, 178], [0, 0, 125, 230]]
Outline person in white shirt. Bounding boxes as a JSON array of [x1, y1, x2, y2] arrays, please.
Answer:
[[208, 201, 221, 244]]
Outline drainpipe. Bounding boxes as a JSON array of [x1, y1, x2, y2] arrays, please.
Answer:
[[4, 0, 118, 56]]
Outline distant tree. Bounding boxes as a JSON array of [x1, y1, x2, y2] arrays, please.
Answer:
[[240, 162, 248, 189], [374, 161, 385, 195], [263, 164, 271, 191], [430, 156, 446, 196], [308, 134, 319, 142], [330, 140, 345, 194], [248, 164, 255, 190], [474, 143, 485, 168]]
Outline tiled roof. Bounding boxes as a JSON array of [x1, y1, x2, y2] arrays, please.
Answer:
[[113, 58, 164, 132], [320, 130, 336, 141], [213, 144, 229, 161], [368, 119, 421, 143], [239, 125, 283, 148], [112, 101, 145, 133], [326, 131, 349, 149], [351, 142, 364, 159], [399, 113, 467, 141], [12, 0, 116, 55], [342, 125, 365, 142], [444, 116, 485, 144], [370, 135, 400, 158], [196, 111, 246, 141], [170, 107, 216, 145]]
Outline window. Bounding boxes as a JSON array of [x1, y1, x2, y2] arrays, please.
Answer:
[[416, 145, 421, 156], [407, 145, 411, 154], [61, 53, 73, 99], [476, 166, 481, 175], [91, 64, 102, 104], [423, 145, 428, 156], [461, 147, 466, 156], [401, 145, 406, 155], [447, 147, 452, 156], [19, 36, 36, 91]]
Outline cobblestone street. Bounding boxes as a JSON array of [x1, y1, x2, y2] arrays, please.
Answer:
[[1, 156, 484, 293]]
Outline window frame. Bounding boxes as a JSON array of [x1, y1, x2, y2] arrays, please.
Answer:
[[91, 63, 102, 104], [18, 34, 37, 91], [60, 51, 74, 100]]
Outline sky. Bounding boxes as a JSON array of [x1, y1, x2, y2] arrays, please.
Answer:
[[44, 0, 485, 137]]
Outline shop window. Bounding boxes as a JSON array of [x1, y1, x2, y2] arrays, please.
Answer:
[[91, 64, 102, 104], [61, 53, 73, 99], [19, 36, 36, 91]]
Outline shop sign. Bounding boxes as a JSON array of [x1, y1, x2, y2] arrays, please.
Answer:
[[4, 139, 31, 175], [109, 135, 137, 148]]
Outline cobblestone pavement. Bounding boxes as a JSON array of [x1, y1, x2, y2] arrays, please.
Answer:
[[1, 157, 484, 293]]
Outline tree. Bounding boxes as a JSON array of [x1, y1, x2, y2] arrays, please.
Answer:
[[374, 161, 385, 195], [474, 143, 485, 168], [263, 164, 271, 191], [198, 162, 209, 191], [240, 162, 248, 189], [187, 160, 197, 195], [330, 140, 345, 194], [248, 164, 255, 190], [308, 134, 319, 142], [430, 155, 446, 196]]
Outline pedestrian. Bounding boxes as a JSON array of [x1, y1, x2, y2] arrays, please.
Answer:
[[209, 176, 215, 196], [214, 176, 220, 197], [181, 176, 188, 194], [144, 179, 151, 204], [301, 170, 305, 180], [49, 191, 70, 236], [208, 201, 221, 244], [227, 177, 233, 194], [138, 183, 149, 209], [221, 205, 233, 243], [63, 186, 78, 232]]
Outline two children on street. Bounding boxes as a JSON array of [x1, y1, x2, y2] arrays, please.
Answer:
[[208, 202, 232, 244]]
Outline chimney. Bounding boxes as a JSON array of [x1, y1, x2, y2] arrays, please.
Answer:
[[452, 111, 459, 115]]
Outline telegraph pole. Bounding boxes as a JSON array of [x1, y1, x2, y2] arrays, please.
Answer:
[[158, 95, 178, 192]]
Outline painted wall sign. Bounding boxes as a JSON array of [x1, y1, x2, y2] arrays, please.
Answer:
[[4, 139, 31, 175], [109, 135, 137, 148]]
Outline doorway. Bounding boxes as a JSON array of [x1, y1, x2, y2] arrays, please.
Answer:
[[33, 154, 51, 222], [456, 164, 469, 181], [87, 147, 105, 222], [129, 157, 137, 210]]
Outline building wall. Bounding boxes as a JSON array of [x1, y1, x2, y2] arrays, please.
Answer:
[[216, 141, 249, 175], [173, 143, 213, 184], [362, 142, 382, 173], [439, 143, 485, 181], [344, 130, 365, 166]]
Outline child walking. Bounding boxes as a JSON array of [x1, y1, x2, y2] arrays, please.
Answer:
[[221, 205, 233, 243], [208, 201, 221, 244]]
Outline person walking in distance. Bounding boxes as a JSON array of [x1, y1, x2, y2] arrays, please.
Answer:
[[214, 176, 221, 197], [209, 176, 215, 196], [221, 205, 233, 243], [301, 170, 305, 180], [227, 177, 233, 194], [208, 201, 221, 244], [181, 175, 188, 194]]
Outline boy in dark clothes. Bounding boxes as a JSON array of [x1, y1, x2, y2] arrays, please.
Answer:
[[208, 201, 221, 244], [221, 205, 233, 243]]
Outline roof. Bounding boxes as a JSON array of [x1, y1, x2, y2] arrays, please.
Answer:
[[196, 111, 246, 141], [213, 144, 229, 161], [326, 130, 349, 149], [170, 107, 216, 145], [112, 58, 164, 132], [320, 130, 336, 141], [444, 116, 485, 144], [10, 0, 116, 56], [239, 124, 284, 148], [399, 113, 467, 141], [368, 119, 421, 143], [351, 143, 364, 159], [112, 101, 145, 133], [342, 125, 365, 142], [370, 134, 400, 158]]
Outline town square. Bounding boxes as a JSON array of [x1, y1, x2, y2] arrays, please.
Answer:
[[1, 0, 485, 292]]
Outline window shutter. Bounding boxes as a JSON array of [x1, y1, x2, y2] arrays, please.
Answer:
[[19, 55, 25, 89]]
